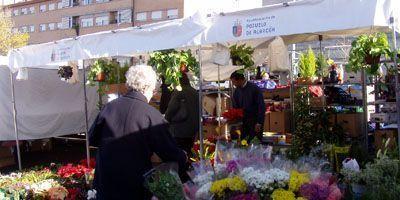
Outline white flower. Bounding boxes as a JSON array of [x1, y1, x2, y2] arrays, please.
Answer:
[[195, 182, 212, 200], [87, 189, 97, 200], [193, 171, 213, 186], [268, 168, 289, 187], [240, 167, 274, 190], [30, 179, 57, 194]]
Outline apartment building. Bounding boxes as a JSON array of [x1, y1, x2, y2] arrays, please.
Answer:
[[5, 0, 184, 44]]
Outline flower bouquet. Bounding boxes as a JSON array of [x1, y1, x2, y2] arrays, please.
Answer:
[[222, 109, 243, 122]]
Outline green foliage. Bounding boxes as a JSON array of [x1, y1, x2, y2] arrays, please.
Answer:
[[316, 53, 329, 77], [288, 88, 346, 160], [148, 49, 199, 90], [229, 44, 255, 68], [298, 48, 317, 78], [147, 171, 185, 200], [348, 32, 391, 74]]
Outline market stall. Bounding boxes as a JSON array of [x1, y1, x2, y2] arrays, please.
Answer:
[[2, 0, 400, 199]]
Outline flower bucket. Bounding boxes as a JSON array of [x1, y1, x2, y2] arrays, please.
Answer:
[[96, 72, 105, 82], [364, 54, 380, 65]]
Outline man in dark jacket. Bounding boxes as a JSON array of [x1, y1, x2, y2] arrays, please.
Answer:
[[89, 65, 187, 200], [165, 73, 199, 154], [230, 70, 266, 141]]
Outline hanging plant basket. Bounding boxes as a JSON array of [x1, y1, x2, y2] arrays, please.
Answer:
[[57, 66, 73, 80], [96, 72, 106, 82], [364, 54, 380, 65]]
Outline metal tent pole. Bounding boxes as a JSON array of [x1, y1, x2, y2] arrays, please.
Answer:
[[361, 68, 368, 149], [290, 44, 296, 133], [9, 70, 22, 170], [390, 17, 400, 158], [198, 46, 204, 160], [217, 64, 223, 138], [82, 60, 91, 167]]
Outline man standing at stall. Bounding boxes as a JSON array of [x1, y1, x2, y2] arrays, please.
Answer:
[[230, 70, 266, 141]]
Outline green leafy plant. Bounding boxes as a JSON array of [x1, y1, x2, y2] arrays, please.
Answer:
[[87, 59, 112, 86], [229, 44, 255, 68], [298, 47, 316, 78], [148, 49, 199, 90], [146, 170, 185, 200], [348, 32, 391, 74], [316, 53, 329, 77]]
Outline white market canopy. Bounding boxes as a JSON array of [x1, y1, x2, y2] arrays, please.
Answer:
[[8, 0, 400, 70]]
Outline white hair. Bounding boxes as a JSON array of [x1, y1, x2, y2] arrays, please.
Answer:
[[125, 65, 157, 94]]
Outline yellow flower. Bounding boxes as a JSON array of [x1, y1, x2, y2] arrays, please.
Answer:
[[210, 176, 247, 198], [296, 197, 307, 200], [288, 170, 310, 192], [271, 188, 296, 200], [241, 140, 248, 146]]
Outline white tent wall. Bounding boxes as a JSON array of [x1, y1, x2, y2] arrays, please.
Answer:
[[0, 67, 98, 141], [201, 0, 400, 45]]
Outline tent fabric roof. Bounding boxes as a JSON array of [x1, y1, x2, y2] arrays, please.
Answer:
[[7, 0, 400, 70]]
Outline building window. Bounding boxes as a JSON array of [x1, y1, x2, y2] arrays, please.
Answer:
[[62, 0, 71, 7], [118, 9, 132, 24], [40, 24, 46, 32], [81, 18, 93, 27], [40, 5, 46, 12], [61, 17, 72, 29], [95, 16, 109, 26], [21, 8, 28, 15], [20, 26, 28, 33], [151, 11, 162, 20], [29, 7, 35, 14], [96, 0, 109, 3], [48, 23, 55, 30], [58, 2, 64, 9], [167, 9, 178, 19], [49, 3, 56, 11], [83, 0, 93, 5], [57, 22, 63, 29], [136, 12, 146, 21], [29, 25, 35, 32], [13, 9, 19, 16]]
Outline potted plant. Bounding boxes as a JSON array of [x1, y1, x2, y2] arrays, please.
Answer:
[[229, 44, 255, 68], [148, 49, 199, 90], [298, 47, 317, 84], [348, 32, 391, 75], [57, 65, 73, 80], [316, 53, 329, 83], [87, 60, 111, 84]]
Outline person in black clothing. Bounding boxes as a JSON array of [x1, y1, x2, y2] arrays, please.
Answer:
[[159, 76, 172, 114], [89, 65, 187, 200], [230, 70, 266, 141], [165, 73, 199, 155]]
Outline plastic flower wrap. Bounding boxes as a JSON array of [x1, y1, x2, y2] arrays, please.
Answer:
[[210, 176, 247, 198], [288, 170, 310, 192], [271, 188, 296, 200], [195, 182, 213, 200]]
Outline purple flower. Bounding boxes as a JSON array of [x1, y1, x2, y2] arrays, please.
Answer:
[[226, 160, 238, 173], [230, 193, 259, 200], [300, 183, 329, 200]]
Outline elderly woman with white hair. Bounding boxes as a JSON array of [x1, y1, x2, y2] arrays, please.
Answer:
[[89, 65, 187, 200]]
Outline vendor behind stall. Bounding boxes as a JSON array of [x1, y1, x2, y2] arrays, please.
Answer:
[[230, 70, 266, 141]]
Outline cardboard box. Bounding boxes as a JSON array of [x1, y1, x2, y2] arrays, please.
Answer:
[[374, 129, 398, 150], [269, 111, 291, 133], [336, 113, 363, 138], [264, 112, 270, 131], [263, 88, 290, 99], [203, 95, 231, 116]]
